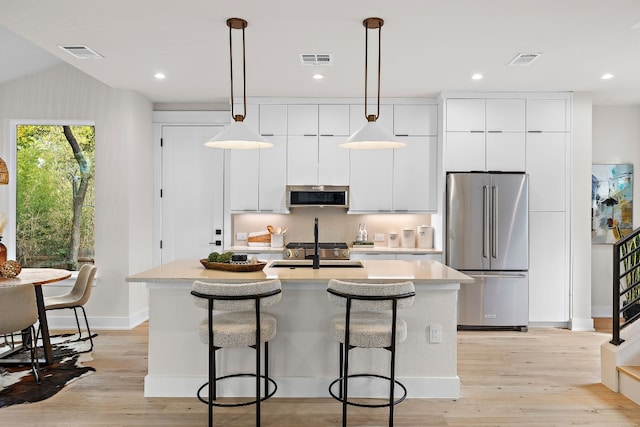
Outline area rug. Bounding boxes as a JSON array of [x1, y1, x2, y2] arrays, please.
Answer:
[[0, 333, 95, 407]]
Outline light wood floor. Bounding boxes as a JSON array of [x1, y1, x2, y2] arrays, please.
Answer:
[[1, 322, 640, 426]]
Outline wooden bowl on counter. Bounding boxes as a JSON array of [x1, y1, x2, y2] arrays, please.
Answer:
[[199, 259, 267, 272]]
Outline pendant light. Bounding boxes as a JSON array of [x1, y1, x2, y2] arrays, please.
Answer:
[[340, 18, 405, 149], [205, 18, 272, 150]]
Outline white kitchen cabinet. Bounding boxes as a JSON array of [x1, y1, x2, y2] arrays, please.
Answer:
[[486, 132, 526, 171], [394, 104, 437, 136], [287, 135, 318, 185], [350, 253, 395, 260], [318, 136, 349, 185], [349, 149, 393, 212], [351, 252, 442, 261], [288, 104, 318, 135], [396, 253, 442, 261], [445, 98, 525, 172], [526, 132, 567, 211], [526, 99, 566, 132], [258, 135, 287, 212], [319, 105, 350, 136], [446, 99, 485, 132], [393, 136, 438, 211], [260, 104, 287, 135], [529, 211, 569, 322], [228, 148, 259, 211]]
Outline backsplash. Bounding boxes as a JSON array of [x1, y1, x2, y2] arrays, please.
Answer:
[[232, 209, 432, 247]]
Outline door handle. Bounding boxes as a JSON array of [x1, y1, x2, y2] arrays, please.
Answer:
[[483, 185, 489, 259], [491, 185, 498, 258]]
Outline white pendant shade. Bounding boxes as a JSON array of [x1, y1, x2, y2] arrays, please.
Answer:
[[339, 121, 405, 149], [205, 121, 273, 149]]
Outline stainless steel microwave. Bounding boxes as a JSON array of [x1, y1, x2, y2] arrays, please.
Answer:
[[286, 185, 349, 208]]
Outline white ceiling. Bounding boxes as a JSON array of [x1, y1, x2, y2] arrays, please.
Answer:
[[1, 0, 640, 106]]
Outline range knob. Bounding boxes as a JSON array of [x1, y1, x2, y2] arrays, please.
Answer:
[[333, 249, 340, 257]]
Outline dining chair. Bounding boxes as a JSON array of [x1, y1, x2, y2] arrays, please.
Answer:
[[0, 283, 42, 384], [44, 264, 97, 351]]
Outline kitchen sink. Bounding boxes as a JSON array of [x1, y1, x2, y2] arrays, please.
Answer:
[[268, 260, 364, 269]]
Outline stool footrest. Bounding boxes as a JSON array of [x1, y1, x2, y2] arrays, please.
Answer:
[[328, 374, 407, 408], [197, 373, 277, 408]]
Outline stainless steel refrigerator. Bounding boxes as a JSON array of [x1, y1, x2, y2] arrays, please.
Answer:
[[446, 173, 529, 331]]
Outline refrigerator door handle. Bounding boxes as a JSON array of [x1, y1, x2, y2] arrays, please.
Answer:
[[483, 185, 489, 259], [492, 185, 498, 258]]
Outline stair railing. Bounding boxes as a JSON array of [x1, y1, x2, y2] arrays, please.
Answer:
[[611, 226, 640, 345]]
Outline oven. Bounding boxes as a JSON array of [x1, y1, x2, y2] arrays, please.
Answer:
[[283, 242, 350, 260]]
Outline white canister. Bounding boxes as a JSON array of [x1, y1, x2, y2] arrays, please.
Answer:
[[400, 228, 415, 248], [388, 232, 399, 248], [417, 225, 434, 249], [270, 233, 284, 248]]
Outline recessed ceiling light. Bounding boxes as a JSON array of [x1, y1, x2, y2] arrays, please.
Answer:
[[471, 73, 483, 80], [601, 73, 614, 80], [312, 73, 324, 80], [154, 72, 166, 80]]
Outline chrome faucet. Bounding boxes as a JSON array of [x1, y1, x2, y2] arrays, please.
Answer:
[[313, 217, 320, 269]]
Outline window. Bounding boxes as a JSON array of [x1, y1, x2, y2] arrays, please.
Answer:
[[15, 124, 95, 271]]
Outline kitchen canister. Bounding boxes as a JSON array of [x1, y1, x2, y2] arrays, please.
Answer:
[[400, 228, 415, 248], [417, 225, 434, 249], [270, 233, 284, 248], [388, 232, 399, 248]]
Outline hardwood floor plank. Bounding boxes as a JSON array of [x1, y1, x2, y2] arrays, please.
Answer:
[[1, 323, 639, 426]]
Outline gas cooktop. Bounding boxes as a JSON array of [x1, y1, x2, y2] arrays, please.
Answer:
[[283, 242, 350, 260]]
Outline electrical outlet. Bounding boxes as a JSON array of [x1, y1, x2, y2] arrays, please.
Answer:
[[374, 233, 384, 242], [236, 232, 247, 241], [429, 324, 442, 343]]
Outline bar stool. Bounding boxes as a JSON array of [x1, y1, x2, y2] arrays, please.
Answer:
[[191, 279, 282, 427], [327, 279, 415, 427]]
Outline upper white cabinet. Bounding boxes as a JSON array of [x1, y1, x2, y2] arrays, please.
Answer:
[[350, 104, 394, 133], [287, 105, 318, 135], [526, 99, 566, 132], [525, 132, 567, 212], [229, 104, 287, 212], [319, 105, 350, 136], [445, 98, 525, 172], [393, 136, 438, 211], [318, 136, 350, 185], [394, 105, 437, 135], [349, 149, 393, 211]]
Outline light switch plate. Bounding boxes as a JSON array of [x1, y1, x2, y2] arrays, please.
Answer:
[[236, 232, 247, 241], [429, 324, 442, 343], [374, 233, 384, 242]]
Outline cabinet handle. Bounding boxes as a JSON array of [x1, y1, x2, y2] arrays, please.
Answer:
[[487, 130, 503, 133], [527, 130, 543, 133], [261, 133, 274, 137], [470, 130, 484, 133], [303, 134, 317, 137], [395, 134, 409, 137], [260, 209, 274, 212], [320, 134, 334, 137], [395, 209, 409, 212]]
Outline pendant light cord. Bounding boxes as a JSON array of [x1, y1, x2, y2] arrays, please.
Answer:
[[227, 18, 248, 122], [363, 18, 383, 122]]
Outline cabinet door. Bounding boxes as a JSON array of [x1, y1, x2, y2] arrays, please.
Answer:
[[228, 148, 259, 211], [350, 104, 393, 134], [529, 211, 568, 322], [288, 104, 318, 136], [318, 136, 350, 185], [260, 104, 287, 135], [486, 133, 525, 171], [259, 136, 287, 212], [396, 253, 443, 261], [393, 104, 437, 136], [349, 149, 393, 211], [445, 132, 485, 172], [287, 135, 318, 185], [526, 132, 567, 211], [393, 136, 437, 211], [446, 99, 485, 132], [526, 99, 566, 132], [319, 105, 350, 136], [486, 99, 525, 132], [350, 253, 396, 260]]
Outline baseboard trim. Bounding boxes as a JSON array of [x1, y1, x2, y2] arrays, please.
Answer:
[[47, 308, 149, 331], [569, 317, 595, 331]]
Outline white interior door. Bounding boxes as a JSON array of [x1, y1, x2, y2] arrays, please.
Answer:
[[161, 125, 224, 264]]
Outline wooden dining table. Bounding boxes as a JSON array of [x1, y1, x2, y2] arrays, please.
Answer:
[[0, 268, 72, 365]]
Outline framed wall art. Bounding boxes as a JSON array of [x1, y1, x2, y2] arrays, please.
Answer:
[[592, 164, 633, 244]]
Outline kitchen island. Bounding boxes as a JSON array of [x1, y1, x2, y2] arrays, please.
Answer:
[[126, 259, 472, 398]]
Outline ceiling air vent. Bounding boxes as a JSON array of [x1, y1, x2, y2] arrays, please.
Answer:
[[299, 53, 333, 66], [508, 52, 542, 66], [58, 45, 104, 59]]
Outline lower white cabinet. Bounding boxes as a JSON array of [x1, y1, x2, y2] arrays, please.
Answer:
[[351, 252, 441, 261], [528, 211, 569, 322]]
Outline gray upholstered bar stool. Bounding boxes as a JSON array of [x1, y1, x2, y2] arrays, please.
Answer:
[[327, 279, 416, 427], [191, 279, 282, 427]]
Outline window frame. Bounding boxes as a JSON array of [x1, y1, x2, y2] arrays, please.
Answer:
[[7, 119, 95, 271]]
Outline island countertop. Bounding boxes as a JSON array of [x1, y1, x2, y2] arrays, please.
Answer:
[[126, 258, 473, 285]]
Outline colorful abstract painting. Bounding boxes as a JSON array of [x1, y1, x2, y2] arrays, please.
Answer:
[[592, 164, 633, 244]]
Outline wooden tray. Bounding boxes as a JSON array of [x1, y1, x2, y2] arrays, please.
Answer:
[[200, 259, 267, 272]]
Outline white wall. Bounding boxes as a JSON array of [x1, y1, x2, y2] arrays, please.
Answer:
[[592, 105, 640, 317], [0, 63, 154, 329]]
